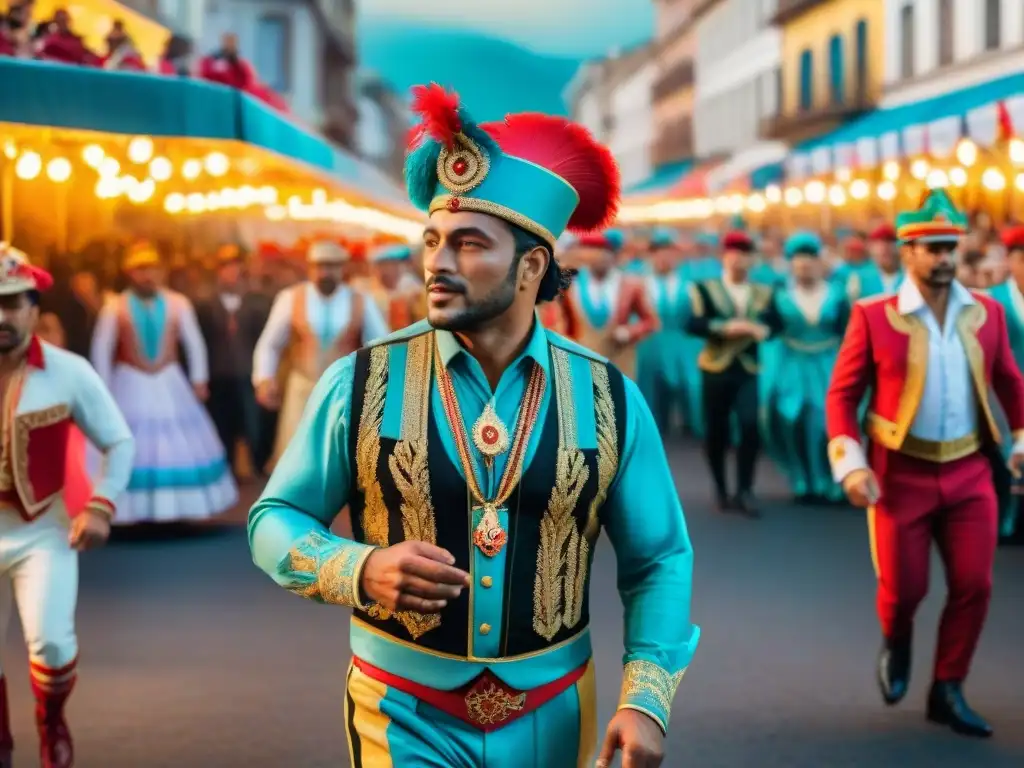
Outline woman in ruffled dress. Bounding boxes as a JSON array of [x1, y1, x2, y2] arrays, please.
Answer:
[[761, 232, 850, 503]]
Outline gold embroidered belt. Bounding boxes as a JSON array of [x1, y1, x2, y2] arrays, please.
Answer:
[[783, 337, 839, 353], [353, 657, 588, 732], [898, 433, 980, 463]]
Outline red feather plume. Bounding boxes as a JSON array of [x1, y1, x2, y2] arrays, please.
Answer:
[[480, 113, 620, 233], [409, 83, 462, 150], [26, 265, 53, 292]]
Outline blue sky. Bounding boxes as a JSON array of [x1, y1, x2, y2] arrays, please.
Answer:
[[358, 0, 654, 58]]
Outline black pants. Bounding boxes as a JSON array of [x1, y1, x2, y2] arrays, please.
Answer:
[[702, 366, 760, 499], [207, 377, 262, 474]]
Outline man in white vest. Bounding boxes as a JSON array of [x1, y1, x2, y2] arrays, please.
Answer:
[[252, 240, 389, 464]]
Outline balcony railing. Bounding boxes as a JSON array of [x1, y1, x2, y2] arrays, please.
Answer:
[[652, 59, 695, 102], [652, 116, 694, 167], [771, 0, 831, 25], [760, 87, 873, 143]]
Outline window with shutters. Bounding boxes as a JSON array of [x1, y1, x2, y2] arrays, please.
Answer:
[[938, 0, 954, 66], [984, 0, 1000, 51], [899, 3, 914, 80], [798, 50, 813, 111]]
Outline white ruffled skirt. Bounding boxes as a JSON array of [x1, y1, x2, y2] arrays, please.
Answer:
[[92, 364, 238, 524]]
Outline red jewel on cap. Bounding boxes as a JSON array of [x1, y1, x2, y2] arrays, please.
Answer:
[[452, 159, 468, 176], [448, 197, 461, 211]]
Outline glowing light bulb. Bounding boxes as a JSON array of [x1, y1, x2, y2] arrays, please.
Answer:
[[98, 157, 120, 178], [95, 177, 120, 199], [804, 181, 826, 204], [877, 181, 897, 201], [82, 144, 104, 167], [926, 169, 949, 189], [910, 159, 929, 180], [164, 193, 186, 214], [186, 193, 207, 213], [127, 137, 154, 164], [955, 139, 977, 167], [849, 179, 870, 200], [981, 167, 1006, 191], [46, 158, 72, 183], [182, 160, 202, 180], [949, 167, 968, 187], [15, 152, 42, 180], [2, 141, 16, 160], [204, 152, 229, 177], [128, 178, 156, 203], [1010, 138, 1024, 166], [764, 185, 782, 204], [882, 161, 900, 181], [746, 194, 766, 213], [835, 167, 852, 182], [784, 187, 803, 207], [1016, 173, 1024, 193], [149, 157, 172, 182], [828, 185, 847, 206]]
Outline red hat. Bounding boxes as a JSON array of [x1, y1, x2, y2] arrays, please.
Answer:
[[0, 243, 53, 295], [844, 235, 867, 254], [868, 223, 897, 242], [722, 230, 753, 252], [1001, 225, 1024, 251]]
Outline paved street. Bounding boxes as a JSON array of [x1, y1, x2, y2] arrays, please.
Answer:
[[3, 440, 1024, 767]]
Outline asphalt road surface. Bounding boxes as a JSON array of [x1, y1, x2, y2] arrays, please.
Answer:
[[3, 440, 1023, 767]]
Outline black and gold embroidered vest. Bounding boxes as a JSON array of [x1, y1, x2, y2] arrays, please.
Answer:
[[347, 329, 627, 657]]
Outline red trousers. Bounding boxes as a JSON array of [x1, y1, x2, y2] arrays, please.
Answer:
[[868, 448, 998, 681]]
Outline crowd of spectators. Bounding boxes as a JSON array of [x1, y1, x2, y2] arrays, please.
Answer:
[[0, 1, 288, 112]]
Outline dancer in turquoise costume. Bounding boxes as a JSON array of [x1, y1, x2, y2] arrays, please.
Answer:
[[987, 226, 1024, 544], [761, 232, 849, 503], [248, 84, 698, 768], [833, 234, 888, 300], [867, 224, 905, 294], [637, 228, 690, 434]]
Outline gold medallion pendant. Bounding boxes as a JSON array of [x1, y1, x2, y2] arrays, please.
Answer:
[[472, 403, 510, 465], [472, 504, 507, 557]]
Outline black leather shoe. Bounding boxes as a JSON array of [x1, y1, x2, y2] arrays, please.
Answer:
[[715, 494, 733, 513], [877, 637, 911, 705], [926, 681, 993, 738], [733, 492, 761, 518]]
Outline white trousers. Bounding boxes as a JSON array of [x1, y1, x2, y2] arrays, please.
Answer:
[[0, 506, 78, 675]]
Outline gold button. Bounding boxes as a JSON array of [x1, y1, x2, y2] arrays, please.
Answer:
[[479, 623, 491, 635], [481, 576, 493, 588]]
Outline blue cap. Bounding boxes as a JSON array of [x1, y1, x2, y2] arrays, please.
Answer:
[[784, 231, 823, 259], [372, 245, 412, 263], [649, 227, 679, 249]]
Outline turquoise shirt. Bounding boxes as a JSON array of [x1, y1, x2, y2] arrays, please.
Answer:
[[988, 279, 1024, 370], [832, 260, 903, 300], [247, 319, 698, 733]]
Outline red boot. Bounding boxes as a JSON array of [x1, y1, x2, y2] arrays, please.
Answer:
[[30, 658, 77, 768], [0, 675, 13, 768]]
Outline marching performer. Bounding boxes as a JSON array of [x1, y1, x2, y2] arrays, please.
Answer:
[[367, 244, 426, 331], [825, 190, 1024, 738], [685, 230, 780, 516], [834, 234, 885, 301], [569, 231, 658, 379], [987, 226, 1024, 545], [0, 245, 133, 768], [538, 231, 582, 339], [248, 84, 698, 768], [761, 232, 849, 503], [868, 223, 904, 294], [90, 242, 237, 523], [637, 228, 690, 435], [252, 240, 389, 464]]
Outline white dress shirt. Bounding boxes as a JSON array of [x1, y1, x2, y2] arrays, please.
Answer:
[[900, 279, 976, 441], [722, 276, 751, 315], [252, 282, 390, 383]]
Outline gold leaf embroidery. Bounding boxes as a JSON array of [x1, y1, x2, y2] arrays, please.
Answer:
[[583, 362, 618, 542], [284, 530, 373, 607], [618, 659, 687, 733], [355, 346, 389, 548], [533, 448, 590, 641]]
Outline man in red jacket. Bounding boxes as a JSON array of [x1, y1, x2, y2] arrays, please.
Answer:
[[825, 189, 1024, 739]]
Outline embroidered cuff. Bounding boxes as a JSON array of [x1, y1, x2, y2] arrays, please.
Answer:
[[280, 531, 377, 608], [617, 659, 686, 735], [828, 435, 868, 482], [84, 497, 115, 520]]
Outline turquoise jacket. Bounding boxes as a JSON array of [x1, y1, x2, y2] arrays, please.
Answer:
[[247, 319, 698, 733]]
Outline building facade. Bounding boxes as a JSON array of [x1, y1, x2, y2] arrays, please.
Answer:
[[881, 0, 1024, 107], [694, 0, 787, 189], [186, 0, 358, 149], [565, 45, 657, 188], [355, 73, 410, 183], [652, 0, 698, 166], [763, 0, 885, 144]]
